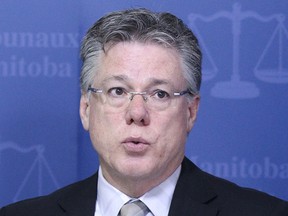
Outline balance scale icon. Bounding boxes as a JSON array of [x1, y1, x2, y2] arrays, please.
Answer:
[[0, 141, 59, 202], [188, 3, 288, 99]]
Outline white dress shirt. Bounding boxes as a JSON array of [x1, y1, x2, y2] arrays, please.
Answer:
[[94, 165, 181, 216]]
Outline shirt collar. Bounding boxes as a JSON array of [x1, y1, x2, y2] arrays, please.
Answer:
[[96, 165, 181, 216], [96, 167, 130, 216], [139, 166, 181, 216]]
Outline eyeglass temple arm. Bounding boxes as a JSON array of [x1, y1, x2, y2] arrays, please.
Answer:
[[174, 90, 194, 96], [88, 87, 103, 93]]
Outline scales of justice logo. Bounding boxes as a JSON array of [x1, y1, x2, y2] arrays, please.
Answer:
[[0, 139, 59, 202], [188, 3, 288, 99]]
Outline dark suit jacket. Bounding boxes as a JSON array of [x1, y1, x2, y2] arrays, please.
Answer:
[[1, 157, 288, 216]]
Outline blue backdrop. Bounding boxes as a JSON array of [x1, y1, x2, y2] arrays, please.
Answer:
[[1, 0, 287, 207]]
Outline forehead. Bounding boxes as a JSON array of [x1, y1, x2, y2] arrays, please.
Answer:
[[96, 42, 186, 88]]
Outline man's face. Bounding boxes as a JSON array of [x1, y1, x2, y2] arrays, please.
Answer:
[[80, 41, 199, 191]]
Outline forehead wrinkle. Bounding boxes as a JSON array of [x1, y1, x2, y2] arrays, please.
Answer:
[[101, 74, 130, 85], [147, 78, 170, 86], [101, 75, 176, 88]]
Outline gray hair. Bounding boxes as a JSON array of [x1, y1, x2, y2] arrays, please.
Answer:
[[80, 8, 202, 95]]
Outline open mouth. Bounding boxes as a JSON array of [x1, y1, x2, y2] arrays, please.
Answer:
[[122, 137, 149, 152], [123, 137, 148, 145]]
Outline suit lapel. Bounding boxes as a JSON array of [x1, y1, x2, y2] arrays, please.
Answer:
[[168, 157, 219, 216], [55, 158, 220, 216], [57, 174, 98, 216]]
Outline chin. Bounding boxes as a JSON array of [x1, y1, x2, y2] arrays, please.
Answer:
[[118, 160, 156, 178]]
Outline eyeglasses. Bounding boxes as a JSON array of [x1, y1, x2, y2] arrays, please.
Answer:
[[87, 86, 193, 111]]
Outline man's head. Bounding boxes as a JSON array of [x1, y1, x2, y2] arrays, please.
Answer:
[[80, 8, 201, 95], [79, 8, 201, 197]]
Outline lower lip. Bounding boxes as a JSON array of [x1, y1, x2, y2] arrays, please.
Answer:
[[122, 142, 149, 153]]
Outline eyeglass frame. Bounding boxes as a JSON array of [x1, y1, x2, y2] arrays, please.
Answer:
[[87, 86, 194, 110]]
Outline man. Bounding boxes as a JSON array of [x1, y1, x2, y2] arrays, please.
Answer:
[[1, 8, 288, 216]]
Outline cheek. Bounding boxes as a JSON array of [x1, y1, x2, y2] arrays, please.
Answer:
[[153, 111, 187, 149], [162, 108, 188, 130], [88, 108, 123, 149], [88, 108, 107, 143], [89, 103, 118, 130]]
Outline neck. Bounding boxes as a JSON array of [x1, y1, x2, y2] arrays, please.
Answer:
[[101, 163, 182, 198]]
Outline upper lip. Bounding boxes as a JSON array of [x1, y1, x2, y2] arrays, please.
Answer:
[[122, 137, 149, 145]]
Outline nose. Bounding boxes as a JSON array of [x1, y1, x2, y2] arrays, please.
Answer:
[[125, 94, 150, 126]]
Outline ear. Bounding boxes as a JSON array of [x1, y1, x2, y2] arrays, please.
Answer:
[[79, 94, 90, 131], [186, 95, 200, 132]]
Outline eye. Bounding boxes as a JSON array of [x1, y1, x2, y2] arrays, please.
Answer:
[[107, 87, 127, 97], [152, 90, 170, 99]]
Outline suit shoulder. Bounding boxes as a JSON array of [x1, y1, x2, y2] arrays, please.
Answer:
[[0, 195, 57, 216], [181, 158, 288, 215], [0, 174, 97, 216], [200, 165, 288, 214]]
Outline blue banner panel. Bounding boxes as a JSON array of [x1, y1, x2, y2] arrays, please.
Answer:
[[0, 0, 81, 206], [1, 0, 287, 207]]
